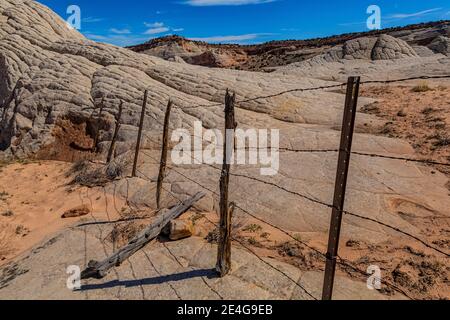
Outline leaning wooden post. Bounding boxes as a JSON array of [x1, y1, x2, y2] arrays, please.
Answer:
[[322, 76, 361, 300], [132, 90, 148, 177], [93, 97, 105, 152], [107, 101, 123, 163], [156, 99, 173, 209], [216, 89, 236, 277]]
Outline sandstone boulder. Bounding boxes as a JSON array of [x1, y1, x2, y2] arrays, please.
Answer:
[[343, 37, 378, 60], [168, 220, 194, 241], [428, 36, 450, 56], [371, 35, 418, 60]]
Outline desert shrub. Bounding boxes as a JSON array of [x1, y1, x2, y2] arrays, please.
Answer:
[[0, 191, 9, 201], [411, 82, 433, 93], [430, 132, 450, 147], [243, 224, 262, 233], [106, 207, 149, 248], [422, 107, 435, 115], [69, 159, 125, 187], [1, 210, 14, 217]]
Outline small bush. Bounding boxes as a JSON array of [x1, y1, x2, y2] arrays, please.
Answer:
[[433, 133, 450, 147], [411, 82, 433, 93], [0, 191, 9, 201], [1, 210, 14, 217], [243, 224, 262, 233], [422, 107, 435, 115]]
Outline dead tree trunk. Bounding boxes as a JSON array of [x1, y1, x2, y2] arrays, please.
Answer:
[[81, 191, 206, 280], [156, 100, 173, 209], [107, 101, 123, 163], [132, 90, 148, 177], [216, 90, 236, 277]]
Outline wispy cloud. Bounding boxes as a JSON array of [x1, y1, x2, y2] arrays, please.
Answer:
[[143, 22, 182, 35], [182, 0, 277, 6], [84, 33, 149, 47], [144, 27, 170, 35], [388, 8, 442, 19], [189, 33, 273, 43], [339, 7, 446, 28], [82, 17, 104, 23], [110, 28, 131, 35], [144, 22, 165, 28]]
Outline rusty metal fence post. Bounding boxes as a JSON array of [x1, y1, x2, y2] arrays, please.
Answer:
[[322, 76, 361, 300]]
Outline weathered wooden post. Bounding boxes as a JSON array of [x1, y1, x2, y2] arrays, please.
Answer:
[[107, 101, 123, 163], [132, 90, 148, 177], [322, 76, 361, 300], [216, 89, 236, 277], [156, 99, 173, 209], [93, 97, 105, 152]]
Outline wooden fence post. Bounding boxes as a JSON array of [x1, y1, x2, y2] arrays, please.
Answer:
[[156, 99, 173, 209], [132, 90, 148, 177], [107, 101, 123, 163], [93, 97, 105, 152], [322, 76, 361, 300], [216, 89, 236, 277]]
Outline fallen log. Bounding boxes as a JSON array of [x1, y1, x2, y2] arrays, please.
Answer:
[[81, 191, 205, 279]]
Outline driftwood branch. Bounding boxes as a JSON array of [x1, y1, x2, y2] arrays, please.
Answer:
[[81, 191, 205, 280]]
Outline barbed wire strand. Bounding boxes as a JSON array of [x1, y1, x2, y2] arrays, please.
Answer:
[[136, 154, 414, 298], [182, 74, 450, 110], [139, 149, 449, 257], [135, 167, 318, 300]]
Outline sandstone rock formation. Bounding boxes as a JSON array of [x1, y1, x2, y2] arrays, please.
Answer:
[[131, 21, 450, 71], [428, 36, 450, 56]]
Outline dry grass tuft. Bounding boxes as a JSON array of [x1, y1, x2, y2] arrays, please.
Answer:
[[69, 160, 125, 187], [411, 82, 433, 93]]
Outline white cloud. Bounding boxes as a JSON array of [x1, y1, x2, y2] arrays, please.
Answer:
[[145, 22, 165, 28], [183, 0, 277, 6], [144, 27, 170, 35], [110, 28, 131, 34], [143, 22, 182, 35], [388, 8, 442, 19], [189, 33, 272, 43]]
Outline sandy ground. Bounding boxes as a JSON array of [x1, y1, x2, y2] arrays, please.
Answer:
[[0, 160, 125, 266], [360, 81, 450, 181]]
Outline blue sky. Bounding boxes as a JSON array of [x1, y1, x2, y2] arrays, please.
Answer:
[[38, 0, 450, 47]]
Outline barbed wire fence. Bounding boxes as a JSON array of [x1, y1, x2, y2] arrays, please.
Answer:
[[86, 73, 450, 300]]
